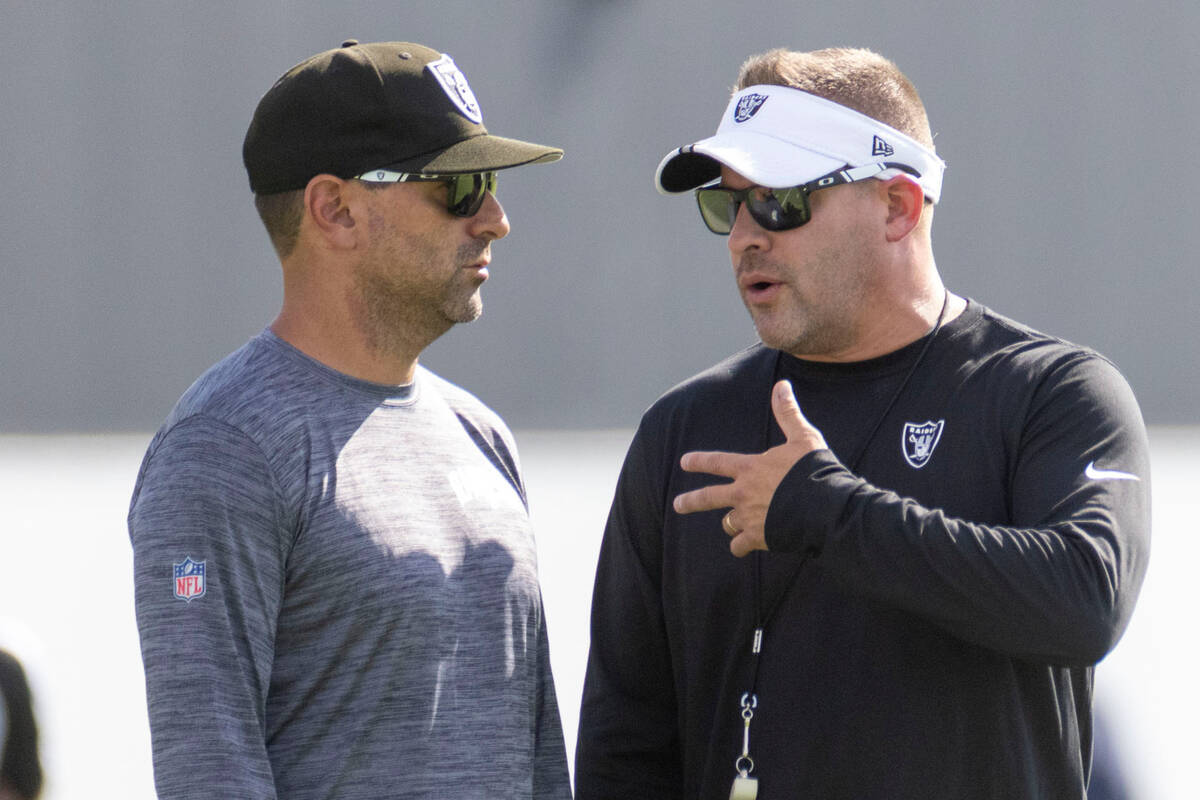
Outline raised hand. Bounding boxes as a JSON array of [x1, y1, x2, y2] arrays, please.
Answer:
[[672, 380, 828, 557]]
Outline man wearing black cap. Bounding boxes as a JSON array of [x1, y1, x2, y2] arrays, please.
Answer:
[[128, 41, 571, 799], [575, 48, 1149, 799]]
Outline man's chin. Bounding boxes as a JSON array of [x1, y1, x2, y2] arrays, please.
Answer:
[[449, 298, 483, 325], [750, 317, 793, 352]]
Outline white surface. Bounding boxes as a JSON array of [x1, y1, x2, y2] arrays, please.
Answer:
[[0, 427, 1194, 798], [0, 434, 156, 799], [1090, 427, 1200, 799]]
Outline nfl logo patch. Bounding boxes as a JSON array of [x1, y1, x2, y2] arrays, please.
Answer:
[[902, 420, 944, 469], [173, 557, 206, 602]]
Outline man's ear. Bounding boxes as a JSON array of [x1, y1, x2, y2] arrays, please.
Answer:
[[303, 175, 360, 249], [881, 175, 926, 242]]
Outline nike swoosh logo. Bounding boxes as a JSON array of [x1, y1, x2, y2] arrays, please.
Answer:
[[1085, 461, 1140, 482]]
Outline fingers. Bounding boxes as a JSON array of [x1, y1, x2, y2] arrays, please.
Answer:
[[679, 450, 740, 478], [773, 379, 827, 451], [772, 379, 806, 441], [725, 517, 763, 558], [720, 512, 764, 558], [730, 531, 760, 558], [674, 451, 742, 513], [671, 382, 819, 559], [673, 483, 731, 515], [722, 511, 764, 558]]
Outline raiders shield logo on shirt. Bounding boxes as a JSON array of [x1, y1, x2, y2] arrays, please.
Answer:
[[902, 420, 944, 468]]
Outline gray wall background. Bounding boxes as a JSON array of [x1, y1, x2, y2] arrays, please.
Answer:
[[2, 0, 1196, 432]]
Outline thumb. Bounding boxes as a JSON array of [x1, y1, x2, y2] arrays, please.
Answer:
[[772, 379, 810, 443]]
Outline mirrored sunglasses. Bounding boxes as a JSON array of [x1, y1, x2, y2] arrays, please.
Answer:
[[353, 169, 498, 217], [694, 162, 919, 235]]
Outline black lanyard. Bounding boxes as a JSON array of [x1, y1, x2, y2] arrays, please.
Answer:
[[736, 291, 949, 777]]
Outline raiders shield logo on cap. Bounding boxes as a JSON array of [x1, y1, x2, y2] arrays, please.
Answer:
[[733, 93, 768, 123], [427, 54, 483, 124]]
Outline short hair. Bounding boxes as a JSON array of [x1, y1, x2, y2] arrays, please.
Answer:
[[0, 650, 42, 800], [252, 189, 304, 259], [736, 48, 935, 151]]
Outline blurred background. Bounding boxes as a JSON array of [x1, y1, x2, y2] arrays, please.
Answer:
[[1, 1, 1195, 798]]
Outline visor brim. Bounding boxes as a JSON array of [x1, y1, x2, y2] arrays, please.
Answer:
[[656, 131, 844, 194]]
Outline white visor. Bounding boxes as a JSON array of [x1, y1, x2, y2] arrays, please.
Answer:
[[655, 84, 945, 204]]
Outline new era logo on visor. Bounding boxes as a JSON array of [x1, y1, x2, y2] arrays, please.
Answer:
[[734, 93, 768, 123], [872, 135, 895, 157]]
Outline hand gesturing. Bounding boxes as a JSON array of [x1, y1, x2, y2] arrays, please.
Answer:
[[673, 380, 828, 557]]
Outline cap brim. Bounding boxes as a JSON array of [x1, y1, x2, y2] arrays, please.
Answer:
[[656, 131, 843, 194], [385, 132, 562, 174]]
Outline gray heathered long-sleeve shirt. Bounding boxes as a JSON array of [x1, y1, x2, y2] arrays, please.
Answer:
[[128, 330, 572, 799]]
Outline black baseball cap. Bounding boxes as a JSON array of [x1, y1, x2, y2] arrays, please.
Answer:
[[243, 40, 563, 194]]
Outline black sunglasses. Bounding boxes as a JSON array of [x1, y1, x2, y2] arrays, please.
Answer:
[[694, 162, 920, 235], [353, 169, 499, 217]]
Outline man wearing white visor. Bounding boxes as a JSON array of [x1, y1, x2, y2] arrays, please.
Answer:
[[576, 48, 1149, 799]]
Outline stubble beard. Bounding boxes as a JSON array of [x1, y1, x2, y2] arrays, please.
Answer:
[[739, 247, 869, 359], [351, 228, 489, 360]]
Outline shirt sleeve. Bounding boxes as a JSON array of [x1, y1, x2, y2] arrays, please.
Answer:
[[128, 415, 291, 799], [532, 598, 574, 800], [764, 354, 1151, 666], [575, 423, 684, 800]]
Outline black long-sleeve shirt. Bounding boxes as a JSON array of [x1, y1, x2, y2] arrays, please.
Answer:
[[576, 301, 1150, 799]]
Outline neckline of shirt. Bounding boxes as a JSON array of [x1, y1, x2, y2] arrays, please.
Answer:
[[777, 299, 981, 380], [257, 328, 421, 406]]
